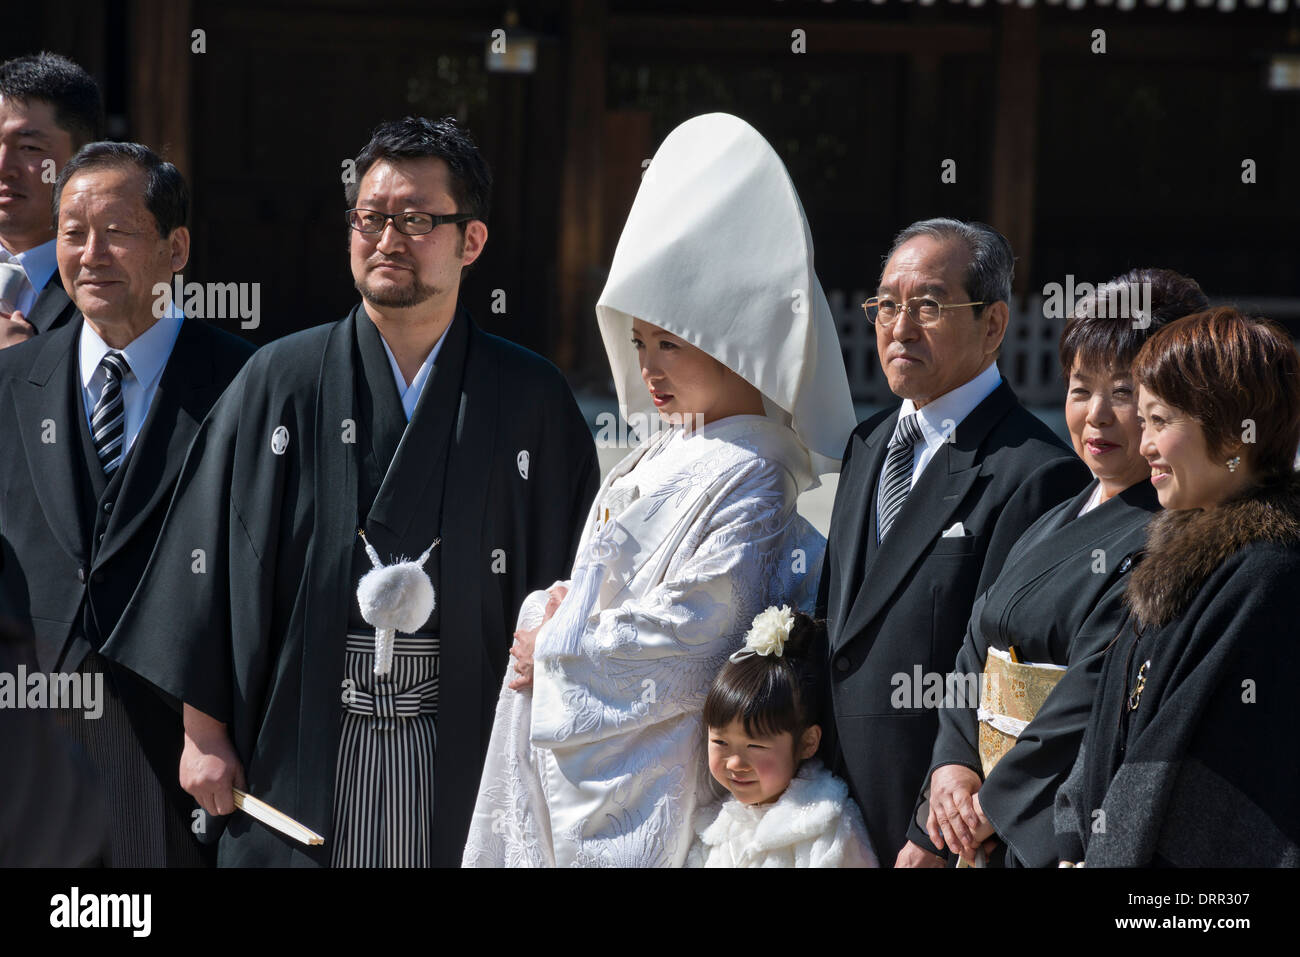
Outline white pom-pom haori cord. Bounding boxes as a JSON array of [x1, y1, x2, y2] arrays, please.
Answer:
[[729, 604, 795, 662], [356, 530, 440, 677]]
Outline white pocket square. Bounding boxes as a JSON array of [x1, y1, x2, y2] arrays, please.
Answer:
[[941, 521, 968, 538]]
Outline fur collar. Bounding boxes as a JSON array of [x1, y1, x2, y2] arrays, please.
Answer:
[[695, 760, 849, 855], [1126, 474, 1300, 628]]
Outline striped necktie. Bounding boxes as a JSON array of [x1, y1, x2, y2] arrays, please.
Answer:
[[876, 412, 925, 542], [92, 352, 131, 475]]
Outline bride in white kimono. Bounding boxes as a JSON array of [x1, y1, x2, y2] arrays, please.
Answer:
[[462, 113, 856, 867]]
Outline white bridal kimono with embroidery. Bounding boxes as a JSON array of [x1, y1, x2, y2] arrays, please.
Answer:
[[462, 416, 823, 867]]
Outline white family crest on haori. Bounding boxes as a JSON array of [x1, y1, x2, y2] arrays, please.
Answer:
[[355, 531, 440, 676], [462, 111, 856, 868]]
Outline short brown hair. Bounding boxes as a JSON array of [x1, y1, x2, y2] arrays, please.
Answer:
[[1132, 307, 1300, 481]]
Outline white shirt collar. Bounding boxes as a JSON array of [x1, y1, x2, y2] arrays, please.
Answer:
[[378, 318, 452, 421], [2, 237, 59, 295], [1077, 481, 1104, 517], [79, 308, 185, 392], [899, 362, 1002, 449]]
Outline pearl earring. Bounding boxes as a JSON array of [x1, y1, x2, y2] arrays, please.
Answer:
[[1226, 456, 1241, 473]]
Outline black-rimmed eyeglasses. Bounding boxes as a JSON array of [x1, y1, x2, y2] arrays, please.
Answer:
[[346, 208, 473, 236]]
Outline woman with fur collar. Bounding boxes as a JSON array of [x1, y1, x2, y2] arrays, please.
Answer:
[[688, 609, 877, 868], [1056, 307, 1300, 867]]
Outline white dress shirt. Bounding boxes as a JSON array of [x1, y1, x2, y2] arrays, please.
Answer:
[[894, 361, 1003, 492], [1, 238, 59, 315], [377, 318, 452, 421], [80, 309, 185, 457]]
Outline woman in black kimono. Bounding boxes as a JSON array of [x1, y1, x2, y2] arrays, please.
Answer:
[[1056, 308, 1300, 867], [897, 268, 1208, 868]]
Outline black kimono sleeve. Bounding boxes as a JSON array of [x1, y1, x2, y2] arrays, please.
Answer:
[[976, 576, 1130, 867], [976, 456, 1088, 596], [104, 359, 289, 741], [508, 366, 599, 613]]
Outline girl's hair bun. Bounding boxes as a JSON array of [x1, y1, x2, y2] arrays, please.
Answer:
[[782, 611, 820, 660], [704, 608, 827, 740]]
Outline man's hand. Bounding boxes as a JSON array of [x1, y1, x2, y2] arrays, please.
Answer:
[[926, 764, 987, 861], [895, 839, 947, 868], [0, 309, 35, 349], [180, 704, 245, 817], [965, 793, 998, 862], [507, 584, 569, 692]]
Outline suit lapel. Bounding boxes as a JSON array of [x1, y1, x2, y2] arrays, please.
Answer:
[[11, 318, 95, 564], [93, 320, 225, 569], [27, 273, 75, 334], [832, 381, 1019, 654], [829, 413, 893, 629]]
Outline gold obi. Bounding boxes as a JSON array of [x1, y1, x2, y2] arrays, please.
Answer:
[[976, 647, 1068, 777]]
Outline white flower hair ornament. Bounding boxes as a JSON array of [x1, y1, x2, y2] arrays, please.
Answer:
[[729, 605, 795, 662]]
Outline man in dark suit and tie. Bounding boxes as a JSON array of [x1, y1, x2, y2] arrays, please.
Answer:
[[0, 142, 254, 864], [816, 219, 1088, 867], [0, 53, 102, 347]]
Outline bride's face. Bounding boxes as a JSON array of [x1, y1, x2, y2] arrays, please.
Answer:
[[631, 318, 759, 426]]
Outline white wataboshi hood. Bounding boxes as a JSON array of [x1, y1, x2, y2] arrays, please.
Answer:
[[596, 112, 857, 485]]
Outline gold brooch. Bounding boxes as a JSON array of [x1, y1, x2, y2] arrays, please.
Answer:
[[1127, 659, 1151, 711]]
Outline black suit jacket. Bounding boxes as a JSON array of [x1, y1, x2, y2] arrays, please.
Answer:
[[25, 270, 77, 335], [0, 314, 254, 836], [816, 379, 1089, 866]]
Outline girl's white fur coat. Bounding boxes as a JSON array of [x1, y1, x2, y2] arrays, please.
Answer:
[[687, 760, 878, 868]]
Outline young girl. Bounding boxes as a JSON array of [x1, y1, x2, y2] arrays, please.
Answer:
[[687, 607, 878, 868]]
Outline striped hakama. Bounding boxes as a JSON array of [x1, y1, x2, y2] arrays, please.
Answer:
[[330, 632, 440, 867]]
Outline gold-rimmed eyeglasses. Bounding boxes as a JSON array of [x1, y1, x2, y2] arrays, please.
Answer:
[[862, 296, 987, 329]]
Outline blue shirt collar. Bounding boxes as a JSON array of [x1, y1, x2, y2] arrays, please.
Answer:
[[378, 318, 452, 421], [5, 238, 59, 294]]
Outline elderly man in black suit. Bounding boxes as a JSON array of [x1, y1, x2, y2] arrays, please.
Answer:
[[0, 53, 101, 347], [0, 142, 254, 864], [816, 219, 1088, 867]]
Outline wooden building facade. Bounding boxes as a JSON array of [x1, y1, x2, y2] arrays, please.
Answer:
[[13, 0, 1300, 401]]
